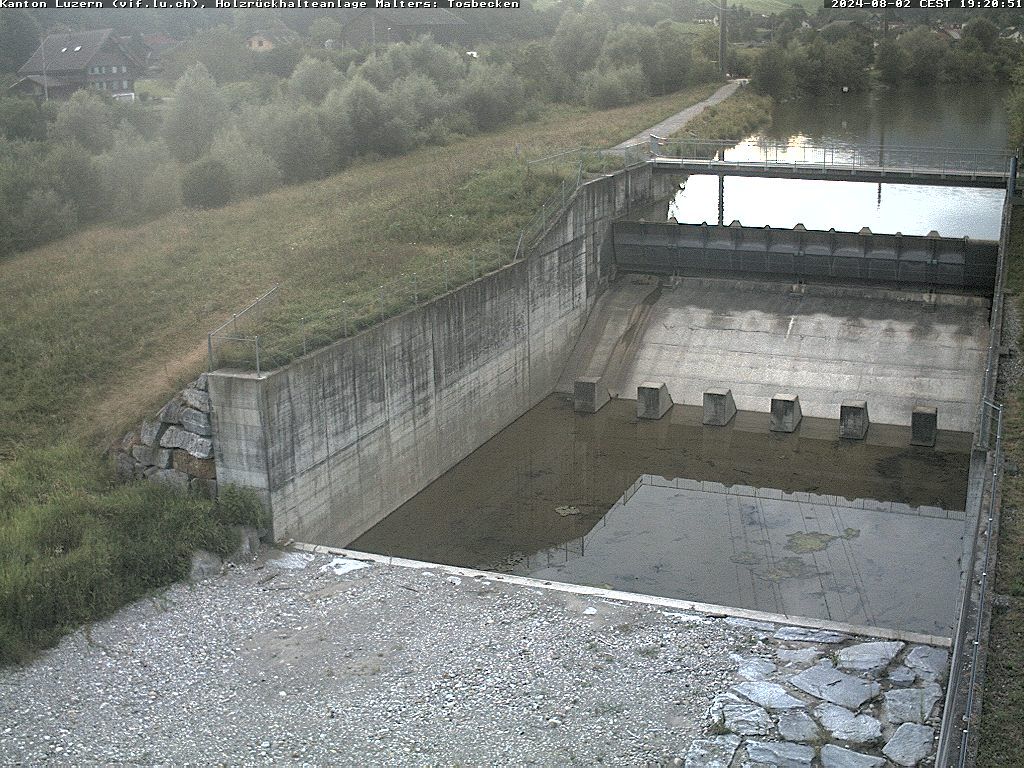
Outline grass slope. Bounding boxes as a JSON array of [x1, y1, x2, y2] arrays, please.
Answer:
[[1, 85, 718, 458], [978, 204, 1024, 764]]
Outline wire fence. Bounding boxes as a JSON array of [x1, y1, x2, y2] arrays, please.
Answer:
[[207, 144, 654, 376]]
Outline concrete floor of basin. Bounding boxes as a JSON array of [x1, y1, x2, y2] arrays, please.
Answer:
[[349, 395, 971, 636]]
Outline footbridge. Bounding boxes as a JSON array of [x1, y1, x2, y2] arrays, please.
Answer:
[[647, 138, 1015, 189]]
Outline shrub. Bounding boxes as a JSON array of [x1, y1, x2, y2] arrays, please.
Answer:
[[50, 91, 116, 153], [456, 64, 526, 132], [210, 125, 282, 198], [164, 63, 228, 163], [289, 56, 342, 105], [181, 157, 234, 209], [582, 64, 647, 109]]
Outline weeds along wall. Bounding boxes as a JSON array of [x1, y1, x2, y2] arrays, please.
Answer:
[[207, 164, 672, 545]]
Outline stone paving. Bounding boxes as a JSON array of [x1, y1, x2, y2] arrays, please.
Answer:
[[687, 620, 949, 767]]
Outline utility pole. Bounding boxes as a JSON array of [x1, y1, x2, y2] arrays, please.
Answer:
[[719, 0, 728, 79]]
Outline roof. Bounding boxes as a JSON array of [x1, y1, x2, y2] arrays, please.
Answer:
[[337, 8, 467, 28], [8, 74, 72, 90], [19, 29, 143, 75], [142, 33, 179, 52]]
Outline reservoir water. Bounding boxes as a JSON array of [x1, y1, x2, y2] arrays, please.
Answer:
[[659, 85, 1009, 238]]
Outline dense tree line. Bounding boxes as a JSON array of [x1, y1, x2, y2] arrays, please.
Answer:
[[0, 17, 721, 256], [752, 18, 1023, 100]]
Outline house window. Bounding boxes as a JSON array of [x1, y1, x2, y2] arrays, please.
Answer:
[[122, 80, 129, 90], [258, 40, 264, 47]]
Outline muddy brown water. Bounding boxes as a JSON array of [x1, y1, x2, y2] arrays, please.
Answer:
[[349, 395, 970, 579]]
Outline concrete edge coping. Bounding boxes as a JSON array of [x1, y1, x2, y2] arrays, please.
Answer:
[[289, 542, 952, 649]]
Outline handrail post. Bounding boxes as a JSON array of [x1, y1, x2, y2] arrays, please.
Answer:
[[207, 332, 214, 372]]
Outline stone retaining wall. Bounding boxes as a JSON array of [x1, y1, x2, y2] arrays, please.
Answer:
[[113, 373, 218, 498]]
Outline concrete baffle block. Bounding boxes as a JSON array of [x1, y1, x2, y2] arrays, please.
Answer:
[[703, 388, 737, 426], [574, 377, 610, 414], [839, 400, 870, 440], [770, 393, 802, 433], [911, 405, 938, 447], [637, 382, 673, 420]]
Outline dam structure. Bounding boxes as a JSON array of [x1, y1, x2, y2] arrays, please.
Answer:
[[204, 147, 1014, 765]]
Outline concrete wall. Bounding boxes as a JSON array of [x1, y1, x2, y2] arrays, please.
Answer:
[[614, 221, 999, 292], [208, 165, 664, 545]]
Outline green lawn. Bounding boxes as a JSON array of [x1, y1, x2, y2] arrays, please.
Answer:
[[978, 204, 1024, 764]]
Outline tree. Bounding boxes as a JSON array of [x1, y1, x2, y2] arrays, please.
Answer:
[[0, 97, 47, 142], [164, 63, 228, 163], [875, 39, 907, 85], [582, 64, 646, 108], [288, 56, 341, 104], [181, 158, 234, 208], [0, 11, 40, 75], [962, 17, 1000, 52], [210, 125, 282, 197], [50, 91, 116, 153], [1007, 64, 1024, 148], [244, 103, 331, 183], [550, 10, 611, 81], [898, 27, 949, 86], [752, 45, 793, 99], [456, 64, 526, 133]]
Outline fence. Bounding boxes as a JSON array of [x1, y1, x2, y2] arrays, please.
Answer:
[[206, 144, 654, 376], [934, 193, 1013, 767], [649, 137, 1016, 176]]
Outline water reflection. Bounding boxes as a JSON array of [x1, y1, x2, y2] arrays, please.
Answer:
[[663, 86, 1009, 238], [666, 175, 1003, 238], [526, 475, 963, 636]]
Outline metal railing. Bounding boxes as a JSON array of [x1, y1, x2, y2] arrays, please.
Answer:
[[649, 137, 1016, 176], [206, 145, 654, 376], [935, 192, 1014, 767]]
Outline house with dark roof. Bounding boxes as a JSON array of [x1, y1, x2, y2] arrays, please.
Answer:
[[336, 8, 467, 48], [10, 29, 145, 100]]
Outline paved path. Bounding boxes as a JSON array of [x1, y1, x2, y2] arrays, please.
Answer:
[[614, 79, 746, 149]]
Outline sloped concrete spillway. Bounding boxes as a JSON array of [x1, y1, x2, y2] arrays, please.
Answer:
[[208, 163, 994, 643], [351, 230, 991, 639]]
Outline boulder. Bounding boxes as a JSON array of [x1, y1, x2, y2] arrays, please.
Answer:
[[814, 703, 882, 744], [191, 373, 209, 392], [682, 735, 741, 768], [789, 664, 880, 709], [732, 681, 806, 710], [160, 426, 213, 459], [189, 550, 222, 581], [774, 626, 849, 643], [183, 387, 211, 413], [140, 419, 166, 447], [119, 431, 139, 453], [820, 745, 886, 768], [180, 407, 212, 437], [114, 452, 136, 482], [777, 709, 820, 743], [838, 641, 904, 673], [144, 468, 191, 494], [882, 723, 935, 766], [157, 397, 185, 425], [721, 702, 772, 736], [744, 740, 814, 768], [173, 450, 216, 480], [905, 646, 949, 682], [132, 444, 172, 469], [883, 683, 943, 725]]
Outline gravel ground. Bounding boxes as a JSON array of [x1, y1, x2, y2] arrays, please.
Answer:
[[0, 549, 753, 766]]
